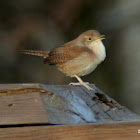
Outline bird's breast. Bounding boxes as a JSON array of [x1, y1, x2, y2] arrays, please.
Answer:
[[57, 49, 105, 77]]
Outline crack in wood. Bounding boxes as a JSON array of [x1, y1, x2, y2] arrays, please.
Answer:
[[93, 92, 116, 109], [0, 88, 50, 97], [0, 123, 54, 128], [62, 109, 89, 123]]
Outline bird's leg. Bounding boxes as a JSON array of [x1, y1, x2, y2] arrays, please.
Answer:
[[69, 75, 94, 90]]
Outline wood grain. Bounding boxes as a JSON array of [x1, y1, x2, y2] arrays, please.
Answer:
[[0, 84, 48, 125], [0, 122, 140, 140], [0, 84, 140, 125], [40, 84, 140, 124], [0, 84, 140, 139]]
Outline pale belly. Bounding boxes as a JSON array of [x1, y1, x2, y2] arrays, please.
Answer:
[[57, 55, 101, 77]]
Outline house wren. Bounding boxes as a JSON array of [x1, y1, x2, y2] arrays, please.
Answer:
[[22, 30, 106, 90]]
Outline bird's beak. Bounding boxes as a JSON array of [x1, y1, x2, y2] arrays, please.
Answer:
[[95, 35, 105, 41]]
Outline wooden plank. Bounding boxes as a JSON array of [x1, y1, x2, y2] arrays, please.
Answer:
[[0, 84, 140, 125], [0, 84, 48, 125], [0, 122, 140, 140], [0, 83, 41, 91], [40, 84, 140, 124]]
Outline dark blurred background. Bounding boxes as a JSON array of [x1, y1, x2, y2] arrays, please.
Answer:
[[0, 0, 140, 115]]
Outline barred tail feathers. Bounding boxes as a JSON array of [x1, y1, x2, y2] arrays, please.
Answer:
[[21, 50, 50, 58]]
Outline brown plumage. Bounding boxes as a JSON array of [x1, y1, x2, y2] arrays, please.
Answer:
[[22, 30, 106, 90], [21, 50, 50, 58]]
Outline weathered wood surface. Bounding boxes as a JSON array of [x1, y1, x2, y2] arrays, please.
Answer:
[[0, 84, 49, 125], [0, 122, 140, 140], [0, 84, 140, 139], [0, 84, 140, 125]]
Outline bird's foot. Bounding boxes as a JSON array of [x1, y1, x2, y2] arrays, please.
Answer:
[[69, 82, 89, 85], [69, 82, 93, 90]]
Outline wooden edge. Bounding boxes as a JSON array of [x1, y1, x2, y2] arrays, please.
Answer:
[[0, 121, 140, 140], [0, 83, 40, 90]]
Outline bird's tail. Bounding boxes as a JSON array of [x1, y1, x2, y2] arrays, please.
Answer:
[[21, 50, 50, 58]]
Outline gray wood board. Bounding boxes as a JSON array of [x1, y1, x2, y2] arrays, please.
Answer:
[[40, 84, 140, 124]]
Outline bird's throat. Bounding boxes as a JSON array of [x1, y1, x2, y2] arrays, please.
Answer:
[[90, 41, 106, 62]]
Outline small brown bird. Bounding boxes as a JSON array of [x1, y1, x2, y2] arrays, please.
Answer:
[[22, 30, 106, 90]]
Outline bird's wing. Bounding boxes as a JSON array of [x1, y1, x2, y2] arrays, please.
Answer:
[[44, 46, 93, 65]]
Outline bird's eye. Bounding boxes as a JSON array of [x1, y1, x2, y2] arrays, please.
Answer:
[[88, 37, 92, 40]]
